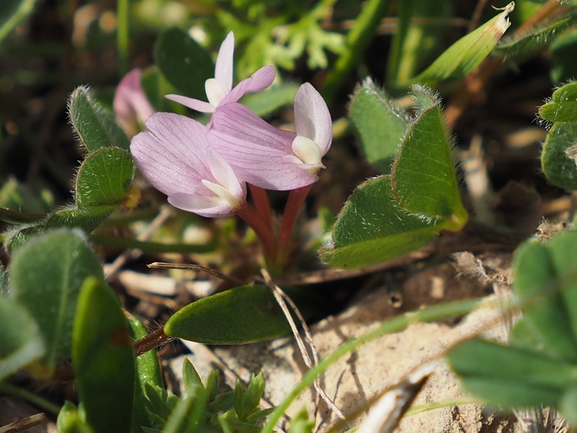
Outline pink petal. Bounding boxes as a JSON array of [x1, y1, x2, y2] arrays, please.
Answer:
[[130, 112, 245, 216], [294, 83, 332, 155], [208, 104, 318, 190], [113, 69, 155, 136], [215, 32, 234, 95], [221, 65, 276, 106], [165, 94, 215, 113]]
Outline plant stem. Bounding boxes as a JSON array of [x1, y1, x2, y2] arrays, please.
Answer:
[[236, 201, 276, 264], [134, 325, 172, 356], [249, 184, 274, 239], [275, 185, 312, 267]]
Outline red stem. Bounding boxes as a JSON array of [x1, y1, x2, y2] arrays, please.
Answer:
[[249, 184, 273, 237], [275, 185, 312, 267], [236, 201, 276, 264]]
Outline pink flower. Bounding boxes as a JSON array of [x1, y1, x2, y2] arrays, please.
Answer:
[[165, 32, 275, 114], [130, 113, 246, 218], [207, 83, 332, 190], [113, 69, 155, 137]]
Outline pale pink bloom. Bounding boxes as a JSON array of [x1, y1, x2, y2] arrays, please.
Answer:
[[130, 113, 246, 218], [113, 69, 155, 137], [165, 32, 275, 114], [207, 83, 332, 191]]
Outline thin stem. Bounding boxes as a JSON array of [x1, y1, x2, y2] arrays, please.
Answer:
[[0, 382, 60, 415], [236, 201, 276, 264], [275, 185, 312, 267], [249, 184, 274, 238], [134, 325, 172, 356]]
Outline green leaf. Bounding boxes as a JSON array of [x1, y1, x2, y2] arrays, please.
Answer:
[[69, 86, 130, 152], [386, 0, 452, 87], [412, 2, 514, 86], [348, 79, 409, 173], [243, 373, 265, 416], [539, 81, 577, 123], [75, 147, 135, 208], [548, 231, 577, 345], [0, 296, 44, 381], [448, 338, 574, 407], [240, 82, 300, 118], [8, 229, 105, 376], [559, 387, 577, 426], [56, 401, 95, 433], [541, 120, 577, 190], [286, 408, 314, 433], [321, 175, 439, 268], [126, 313, 163, 433], [0, 0, 39, 45], [72, 276, 135, 433], [551, 30, 577, 84], [0, 177, 51, 213], [495, 9, 577, 60], [392, 86, 467, 228], [513, 240, 577, 362], [164, 285, 293, 344], [154, 27, 213, 99], [182, 359, 204, 397]]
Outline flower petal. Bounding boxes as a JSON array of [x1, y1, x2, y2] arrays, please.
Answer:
[[221, 65, 276, 106], [164, 94, 215, 113], [114, 69, 155, 136], [208, 103, 318, 190], [130, 112, 246, 216], [214, 32, 234, 95], [294, 83, 332, 155]]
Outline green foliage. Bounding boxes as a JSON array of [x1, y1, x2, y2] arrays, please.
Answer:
[[56, 401, 95, 433], [164, 285, 296, 344], [348, 79, 408, 173], [409, 2, 514, 86], [322, 85, 467, 268], [142, 361, 272, 433], [1, 89, 135, 250], [69, 86, 130, 152], [386, 0, 452, 88], [540, 81, 577, 190], [8, 229, 105, 377], [495, 8, 577, 60], [154, 27, 214, 100], [448, 230, 577, 425], [551, 30, 577, 84], [539, 81, 577, 123], [72, 276, 135, 433], [0, 0, 39, 45], [0, 296, 44, 381]]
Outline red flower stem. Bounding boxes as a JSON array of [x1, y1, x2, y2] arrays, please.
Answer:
[[276, 185, 312, 264], [236, 201, 276, 264], [249, 184, 273, 237]]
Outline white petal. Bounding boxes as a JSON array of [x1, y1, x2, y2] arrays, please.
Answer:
[[214, 31, 234, 95], [294, 83, 332, 155]]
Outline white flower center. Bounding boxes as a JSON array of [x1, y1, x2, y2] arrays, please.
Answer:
[[292, 135, 322, 165], [205, 78, 227, 107], [202, 179, 241, 209]]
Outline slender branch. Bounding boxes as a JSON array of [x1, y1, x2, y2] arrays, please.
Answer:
[[134, 325, 172, 357]]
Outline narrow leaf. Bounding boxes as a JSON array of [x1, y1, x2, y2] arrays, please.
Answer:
[[72, 276, 135, 433], [240, 82, 300, 117], [413, 2, 514, 85], [321, 175, 439, 268], [8, 229, 104, 376], [164, 285, 293, 344], [348, 79, 408, 173], [69, 86, 130, 152], [495, 9, 577, 59]]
